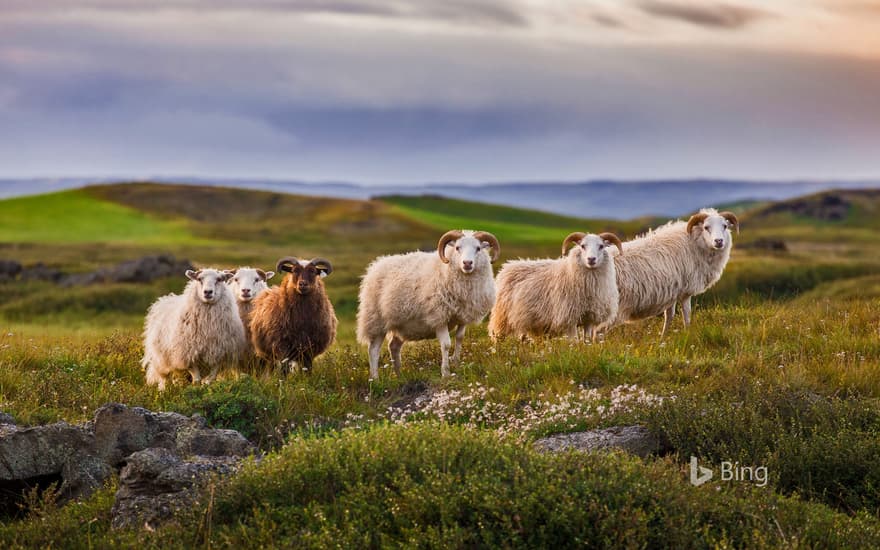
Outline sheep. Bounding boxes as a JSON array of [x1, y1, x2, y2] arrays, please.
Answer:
[[489, 231, 623, 342], [357, 229, 500, 379], [249, 256, 337, 374], [142, 268, 247, 390], [611, 208, 739, 335], [227, 267, 275, 345]]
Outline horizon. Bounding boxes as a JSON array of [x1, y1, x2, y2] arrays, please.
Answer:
[[1, 1, 879, 183]]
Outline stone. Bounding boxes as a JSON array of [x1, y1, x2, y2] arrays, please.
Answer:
[[0, 422, 112, 501], [0, 260, 22, 283], [19, 262, 65, 283], [92, 403, 253, 466], [0, 403, 254, 521], [61, 255, 194, 286], [533, 425, 662, 458], [110, 447, 246, 530]]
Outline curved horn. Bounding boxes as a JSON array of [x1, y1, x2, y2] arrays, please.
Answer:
[[719, 211, 740, 234], [599, 232, 624, 255], [686, 212, 709, 234], [309, 258, 333, 275], [437, 230, 464, 264], [275, 256, 300, 273], [562, 232, 586, 256], [473, 231, 501, 262]]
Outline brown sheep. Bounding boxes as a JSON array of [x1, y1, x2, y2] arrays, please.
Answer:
[[249, 256, 338, 374]]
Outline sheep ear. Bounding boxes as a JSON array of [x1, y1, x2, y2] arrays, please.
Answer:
[[260, 270, 275, 281], [185, 270, 200, 281], [220, 270, 234, 282]]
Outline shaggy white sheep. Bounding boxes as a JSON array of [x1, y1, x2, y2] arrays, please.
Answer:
[[612, 208, 738, 335], [227, 267, 274, 345], [489, 231, 622, 342], [357, 230, 500, 378], [142, 268, 247, 390]]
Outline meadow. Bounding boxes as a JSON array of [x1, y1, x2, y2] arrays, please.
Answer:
[[1, 183, 879, 547]]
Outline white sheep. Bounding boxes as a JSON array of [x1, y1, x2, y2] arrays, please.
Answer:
[[142, 268, 247, 390], [489, 231, 622, 342], [611, 208, 739, 335], [227, 267, 275, 346], [357, 230, 500, 378]]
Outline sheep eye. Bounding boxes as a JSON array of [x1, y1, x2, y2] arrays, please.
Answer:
[[704, 227, 710, 231], [455, 246, 460, 251], [599, 244, 604, 249]]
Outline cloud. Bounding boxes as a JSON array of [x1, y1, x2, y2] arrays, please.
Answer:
[[637, 1, 770, 29], [0, 2, 879, 182], [0, 0, 528, 28]]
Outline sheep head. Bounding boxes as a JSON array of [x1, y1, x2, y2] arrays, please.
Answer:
[[438, 230, 500, 274], [185, 268, 232, 304], [229, 267, 275, 302], [562, 232, 623, 269], [687, 209, 738, 251], [277, 256, 333, 295]]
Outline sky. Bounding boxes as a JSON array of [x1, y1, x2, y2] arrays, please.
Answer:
[[0, 0, 879, 184]]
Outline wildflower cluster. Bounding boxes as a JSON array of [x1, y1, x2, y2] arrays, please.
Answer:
[[379, 382, 671, 441]]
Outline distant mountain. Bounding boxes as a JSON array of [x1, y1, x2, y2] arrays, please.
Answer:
[[1, 177, 878, 219]]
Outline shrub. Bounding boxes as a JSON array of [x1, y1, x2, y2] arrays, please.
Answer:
[[176, 377, 279, 442], [646, 382, 880, 515], [144, 423, 880, 548]]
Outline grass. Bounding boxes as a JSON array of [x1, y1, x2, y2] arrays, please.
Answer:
[[0, 189, 204, 245], [1, 182, 880, 546]]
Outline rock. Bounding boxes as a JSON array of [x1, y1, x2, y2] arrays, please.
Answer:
[[0, 422, 113, 501], [110, 447, 245, 530], [19, 262, 65, 283], [92, 404, 195, 466], [534, 425, 661, 458], [61, 255, 194, 286], [92, 403, 253, 466], [0, 411, 15, 425], [0, 260, 22, 283], [0, 403, 253, 520]]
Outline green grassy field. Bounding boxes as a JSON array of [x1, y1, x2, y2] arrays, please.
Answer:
[[1, 183, 879, 547]]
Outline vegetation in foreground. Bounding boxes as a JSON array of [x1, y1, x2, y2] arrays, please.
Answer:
[[1, 183, 879, 547]]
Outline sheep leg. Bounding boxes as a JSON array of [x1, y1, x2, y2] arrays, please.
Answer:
[[437, 327, 452, 377], [661, 303, 676, 337], [203, 363, 222, 385], [451, 325, 466, 363], [368, 338, 383, 379], [389, 336, 403, 376], [300, 356, 313, 374], [584, 325, 599, 344], [681, 296, 692, 327], [566, 325, 579, 340], [189, 367, 202, 385]]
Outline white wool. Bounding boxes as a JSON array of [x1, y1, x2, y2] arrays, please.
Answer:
[[142, 269, 246, 390]]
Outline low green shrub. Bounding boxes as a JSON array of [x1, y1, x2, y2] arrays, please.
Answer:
[[175, 377, 279, 442], [647, 382, 880, 515], [129, 423, 880, 547]]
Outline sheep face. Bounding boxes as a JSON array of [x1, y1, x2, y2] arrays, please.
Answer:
[[573, 234, 612, 269], [438, 230, 501, 275], [688, 211, 739, 251], [278, 258, 333, 296], [185, 269, 232, 304], [563, 231, 623, 269], [229, 267, 274, 302], [450, 235, 490, 274]]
